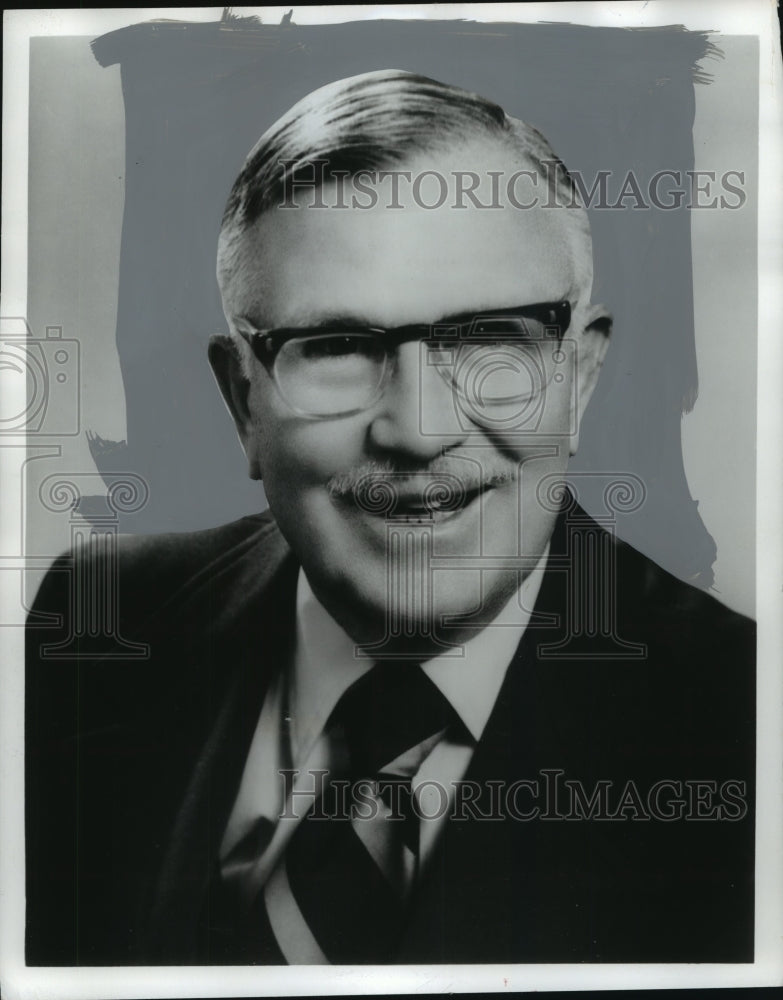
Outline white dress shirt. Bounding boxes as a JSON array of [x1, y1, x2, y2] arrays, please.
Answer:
[[220, 553, 547, 904]]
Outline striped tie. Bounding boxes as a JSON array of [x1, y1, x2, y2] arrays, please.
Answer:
[[263, 660, 460, 964]]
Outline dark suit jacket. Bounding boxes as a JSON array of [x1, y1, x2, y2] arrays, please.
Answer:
[[25, 504, 755, 965]]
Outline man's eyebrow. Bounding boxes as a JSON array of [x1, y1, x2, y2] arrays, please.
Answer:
[[433, 303, 559, 326], [307, 313, 377, 329], [238, 312, 374, 331], [238, 303, 562, 332], [289, 305, 562, 330]]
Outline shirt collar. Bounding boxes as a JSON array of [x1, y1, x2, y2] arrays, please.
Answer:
[[290, 548, 548, 761], [421, 551, 547, 741], [289, 574, 370, 762]]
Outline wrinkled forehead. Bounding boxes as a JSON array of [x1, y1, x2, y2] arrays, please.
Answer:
[[220, 142, 588, 329]]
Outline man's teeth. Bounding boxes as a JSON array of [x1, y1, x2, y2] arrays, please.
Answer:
[[399, 499, 449, 513], [350, 484, 486, 517], [394, 489, 481, 515]]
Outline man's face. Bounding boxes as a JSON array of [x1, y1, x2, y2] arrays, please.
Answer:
[[214, 141, 609, 650]]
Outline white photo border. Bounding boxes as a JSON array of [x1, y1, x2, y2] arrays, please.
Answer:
[[2, 3, 781, 996]]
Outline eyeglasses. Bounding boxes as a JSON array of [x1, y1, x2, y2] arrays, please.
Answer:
[[236, 300, 571, 419]]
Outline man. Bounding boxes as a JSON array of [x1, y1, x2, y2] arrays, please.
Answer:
[[26, 70, 754, 966]]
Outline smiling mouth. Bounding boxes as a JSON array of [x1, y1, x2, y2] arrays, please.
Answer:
[[394, 485, 485, 521], [351, 483, 489, 523]]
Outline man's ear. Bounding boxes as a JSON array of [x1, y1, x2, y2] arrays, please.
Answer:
[[569, 305, 612, 456], [208, 334, 264, 480]]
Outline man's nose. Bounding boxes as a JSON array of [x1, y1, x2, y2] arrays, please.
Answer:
[[367, 340, 468, 458]]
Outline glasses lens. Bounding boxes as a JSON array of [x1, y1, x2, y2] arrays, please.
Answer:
[[454, 343, 546, 406], [275, 334, 386, 416], [451, 317, 554, 405]]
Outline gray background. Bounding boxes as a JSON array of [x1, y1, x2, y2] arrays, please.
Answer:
[[24, 25, 757, 617]]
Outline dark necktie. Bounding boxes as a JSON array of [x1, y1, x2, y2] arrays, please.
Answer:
[[262, 660, 461, 964]]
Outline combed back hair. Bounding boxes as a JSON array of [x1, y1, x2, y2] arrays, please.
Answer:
[[218, 69, 593, 298]]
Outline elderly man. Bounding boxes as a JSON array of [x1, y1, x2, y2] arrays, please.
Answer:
[[26, 71, 754, 967]]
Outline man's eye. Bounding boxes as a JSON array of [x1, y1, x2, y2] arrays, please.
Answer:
[[300, 335, 379, 360]]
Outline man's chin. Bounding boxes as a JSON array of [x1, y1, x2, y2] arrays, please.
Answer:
[[307, 562, 513, 658]]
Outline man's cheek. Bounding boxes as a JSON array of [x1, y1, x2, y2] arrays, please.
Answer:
[[272, 424, 367, 482]]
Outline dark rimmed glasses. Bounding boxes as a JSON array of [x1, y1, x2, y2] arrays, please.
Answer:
[[236, 300, 571, 419]]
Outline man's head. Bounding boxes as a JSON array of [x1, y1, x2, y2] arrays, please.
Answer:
[[210, 69, 610, 651]]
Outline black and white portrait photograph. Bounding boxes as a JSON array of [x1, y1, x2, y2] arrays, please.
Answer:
[[1, 3, 782, 996]]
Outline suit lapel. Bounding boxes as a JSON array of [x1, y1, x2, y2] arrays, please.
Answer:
[[143, 531, 299, 961], [397, 621, 548, 961], [398, 512, 576, 963]]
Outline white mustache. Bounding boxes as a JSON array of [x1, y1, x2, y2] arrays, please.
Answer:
[[327, 460, 516, 504]]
